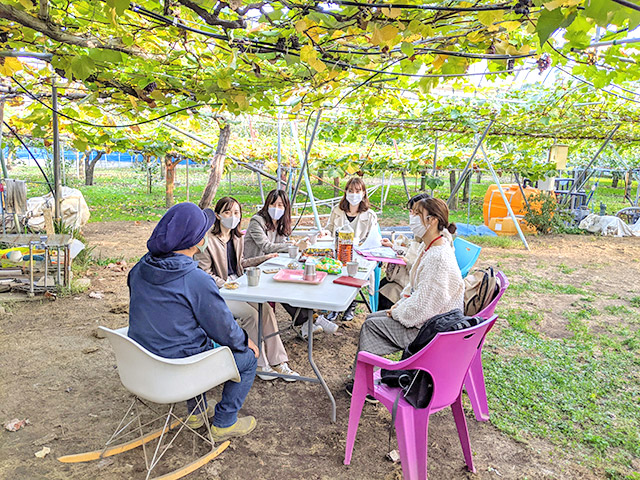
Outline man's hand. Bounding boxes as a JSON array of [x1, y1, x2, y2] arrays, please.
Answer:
[[381, 238, 393, 248], [248, 338, 259, 358], [386, 304, 396, 317], [267, 253, 279, 259]]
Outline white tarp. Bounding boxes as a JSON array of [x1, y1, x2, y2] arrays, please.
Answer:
[[26, 187, 90, 232], [579, 213, 640, 237]]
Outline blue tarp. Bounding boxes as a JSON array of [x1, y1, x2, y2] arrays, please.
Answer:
[[455, 223, 498, 237], [381, 223, 497, 239]]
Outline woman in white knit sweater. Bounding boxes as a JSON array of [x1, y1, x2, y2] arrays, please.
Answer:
[[346, 197, 464, 399]]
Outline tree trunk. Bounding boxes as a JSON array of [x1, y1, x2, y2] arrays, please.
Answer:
[[611, 171, 620, 188], [333, 177, 340, 198], [449, 170, 458, 210], [476, 171, 482, 183], [84, 151, 104, 186], [420, 170, 427, 190], [199, 124, 231, 209], [624, 169, 633, 202], [165, 155, 179, 208], [462, 172, 471, 204], [317, 169, 324, 186], [144, 153, 152, 194]]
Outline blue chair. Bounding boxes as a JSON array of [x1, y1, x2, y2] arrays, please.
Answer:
[[369, 263, 381, 312], [453, 237, 481, 278]]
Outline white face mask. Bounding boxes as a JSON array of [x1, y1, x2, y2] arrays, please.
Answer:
[[196, 234, 209, 253], [409, 214, 430, 240], [268, 206, 285, 221], [220, 215, 240, 230], [346, 192, 363, 206]]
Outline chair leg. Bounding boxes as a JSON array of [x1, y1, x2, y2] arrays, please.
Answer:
[[451, 394, 475, 473], [395, 407, 429, 480], [344, 364, 370, 465], [464, 353, 490, 422]]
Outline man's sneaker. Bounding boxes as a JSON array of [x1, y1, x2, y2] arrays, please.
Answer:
[[325, 311, 339, 322], [299, 319, 323, 340], [186, 403, 215, 429], [315, 315, 339, 334], [257, 365, 278, 381], [273, 362, 300, 382], [345, 380, 378, 404], [210, 416, 257, 442]]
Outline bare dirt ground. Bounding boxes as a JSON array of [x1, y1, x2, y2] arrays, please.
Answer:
[[1, 221, 639, 480]]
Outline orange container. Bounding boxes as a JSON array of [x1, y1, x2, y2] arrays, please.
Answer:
[[489, 216, 537, 236], [483, 184, 540, 228]]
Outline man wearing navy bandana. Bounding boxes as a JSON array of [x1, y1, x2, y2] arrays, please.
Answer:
[[128, 202, 258, 440]]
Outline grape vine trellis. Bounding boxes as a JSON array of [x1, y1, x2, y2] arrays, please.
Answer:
[[2, 0, 640, 203]]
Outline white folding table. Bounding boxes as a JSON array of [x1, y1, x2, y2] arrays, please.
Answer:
[[219, 248, 376, 422]]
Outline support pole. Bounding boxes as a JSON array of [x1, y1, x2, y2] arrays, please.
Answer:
[[447, 120, 493, 209], [52, 79, 62, 221], [276, 113, 282, 190], [0, 99, 8, 178], [186, 158, 190, 202], [431, 133, 438, 195], [291, 121, 322, 230], [480, 145, 530, 250], [291, 110, 322, 203], [562, 124, 620, 206]]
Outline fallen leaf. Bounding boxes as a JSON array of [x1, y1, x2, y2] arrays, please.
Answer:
[[89, 291, 104, 299], [82, 347, 99, 354], [34, 446, 50, 458]]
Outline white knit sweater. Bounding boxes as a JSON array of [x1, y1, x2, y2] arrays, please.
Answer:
[[391, 238, 464, 329]]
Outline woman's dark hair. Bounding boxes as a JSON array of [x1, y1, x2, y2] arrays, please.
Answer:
[[257, 189, 292, 236], [415, 197, 457, 235], [338, 177, 370, 213], [407, 192, 432, 209], [211, 196, 242, 238]]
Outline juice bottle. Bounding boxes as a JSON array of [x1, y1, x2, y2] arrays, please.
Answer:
[[337, 223, 354, 265]]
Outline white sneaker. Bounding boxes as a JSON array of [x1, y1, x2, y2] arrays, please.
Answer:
[[300, 319, 323, 340], [315, 315, 339, 334], [256, 365, 278, 381], [273, 363, 300, 382]]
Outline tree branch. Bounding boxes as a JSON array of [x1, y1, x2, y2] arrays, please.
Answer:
[[0, 3, 157, 60], [38, 0, 49, 22], [175, 0, 246, 29]]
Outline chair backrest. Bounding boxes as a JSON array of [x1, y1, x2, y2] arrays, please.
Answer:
[[476, 270, 509, 319], [453, 237, 482, 278], [99, 327, 241, 405], [395, 316, 498, 411]]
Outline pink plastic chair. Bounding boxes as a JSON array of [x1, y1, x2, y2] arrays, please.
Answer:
[[464, 271, 509, 421], [344, 315, 498, 480]]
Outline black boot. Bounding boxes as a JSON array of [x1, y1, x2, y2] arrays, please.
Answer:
[[342, 302, 357, 321]]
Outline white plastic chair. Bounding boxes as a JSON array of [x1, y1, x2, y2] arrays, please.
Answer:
[[58, 326, 241, 480]]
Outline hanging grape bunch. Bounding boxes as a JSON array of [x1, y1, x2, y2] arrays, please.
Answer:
[[536, 54, 551, 73], [507, 58, 515, 73], [514, 0, 532, 15]]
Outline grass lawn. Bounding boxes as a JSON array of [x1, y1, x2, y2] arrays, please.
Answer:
[[8, 164, 635, 225]]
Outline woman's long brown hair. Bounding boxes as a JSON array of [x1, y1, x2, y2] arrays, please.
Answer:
[[338, 177, 370, 213], [211, 196, 243, 238], [257, 189, 292, 236]]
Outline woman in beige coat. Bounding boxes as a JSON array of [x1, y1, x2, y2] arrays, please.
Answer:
[[323, 177, 378, 322], [195, 196, 300, 382]]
